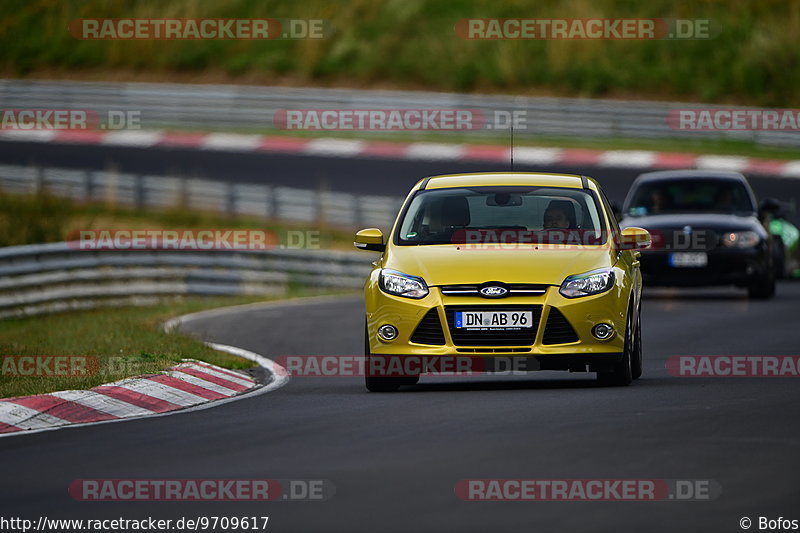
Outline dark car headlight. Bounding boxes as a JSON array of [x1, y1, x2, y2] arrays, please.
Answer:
[[379, 269, 429, 299], [721, 231, 760, 248]]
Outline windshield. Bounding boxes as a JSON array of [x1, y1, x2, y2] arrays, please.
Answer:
[[626, 179, 755, 216], [395, 186, 607, 246]]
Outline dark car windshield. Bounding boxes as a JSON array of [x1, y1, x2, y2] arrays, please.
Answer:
[[626, 179, 755, 216], [395, 186, 607, 246]]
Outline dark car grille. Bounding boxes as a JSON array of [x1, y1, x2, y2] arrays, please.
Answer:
[[440, 284, 548, 298], [542, 307, 579, 345], [409, 308, 446, 345], [444, 305, 542, 346]]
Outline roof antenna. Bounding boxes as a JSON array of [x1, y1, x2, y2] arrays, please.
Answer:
[[510, 123, 514, 171]]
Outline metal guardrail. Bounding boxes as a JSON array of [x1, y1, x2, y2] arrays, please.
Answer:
[[0, 163, 402, 228], [0, 241, 370, 319], [1, 79, 797, 147]]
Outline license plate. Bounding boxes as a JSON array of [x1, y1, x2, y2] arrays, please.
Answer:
[[669, 252, 708, 268], [455, 311, 533, 329]]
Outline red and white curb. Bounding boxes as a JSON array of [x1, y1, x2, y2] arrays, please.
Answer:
[[0, 347, 288, 437], [1, 128, 799, 177]]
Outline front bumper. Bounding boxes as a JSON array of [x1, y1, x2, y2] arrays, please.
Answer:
[[639, 246, 769, 287], [365, 275, 630, 371]]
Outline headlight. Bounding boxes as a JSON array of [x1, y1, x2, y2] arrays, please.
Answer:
[[379, 269, 429, 299], [721, 231, 760, 248], [559, 268, 615, 298]]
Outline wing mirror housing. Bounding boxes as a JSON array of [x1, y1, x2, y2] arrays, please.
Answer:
[[354, 228, 386, 252], [619, 227, 652, 250]]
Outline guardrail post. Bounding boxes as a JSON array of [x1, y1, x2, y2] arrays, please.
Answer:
[[352, 195, 363, 228], [35, 166, 44, 193], [226, 182, 236, 217], [83, 170, 92, 201], [315, 189, 324, 225], [134, 174, 145, 210], [179, 177, 189, 209], [267, 185, 279, 220]]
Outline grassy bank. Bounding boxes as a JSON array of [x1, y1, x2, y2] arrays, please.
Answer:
[[1, 0, 798, 106], [0, 291, 341, 399]]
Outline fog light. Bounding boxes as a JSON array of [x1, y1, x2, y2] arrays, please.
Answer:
[[378, 324, 398, 341], [592, 323, 614, 340]]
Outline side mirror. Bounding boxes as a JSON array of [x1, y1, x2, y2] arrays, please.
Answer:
[[354, 228, 386, 252], [620, 227, 651, 250]]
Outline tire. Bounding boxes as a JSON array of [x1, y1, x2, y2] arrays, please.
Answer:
[[597, 307, 634, 387], [748, 273, 775, 300], [364, 323, 413, 392], [631, 304, 643, 380]]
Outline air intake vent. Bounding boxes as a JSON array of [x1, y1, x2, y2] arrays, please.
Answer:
[[440, 284, 548, 297], [410, 308, 446, 345], [542, 307, 579, 345]]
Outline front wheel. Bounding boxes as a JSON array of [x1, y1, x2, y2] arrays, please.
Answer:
[[597, 309, 635, 387], [364, 324, 417, 392], [631, 304, 643, 380], [748, 273, 775, 300], [365, 364, 407, 392]]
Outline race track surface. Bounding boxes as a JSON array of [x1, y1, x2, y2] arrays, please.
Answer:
[[2, 285, 799, 532]]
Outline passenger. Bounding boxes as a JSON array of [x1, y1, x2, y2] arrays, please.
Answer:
[[649, 189, 671, 213]]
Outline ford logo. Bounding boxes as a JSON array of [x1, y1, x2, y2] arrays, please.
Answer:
[[479, 286, 508, 298]]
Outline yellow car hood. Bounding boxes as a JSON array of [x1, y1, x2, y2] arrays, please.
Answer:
[[383, 244, 616, 286]]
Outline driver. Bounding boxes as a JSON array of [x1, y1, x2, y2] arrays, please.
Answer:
[[543, 200, 577, 229]]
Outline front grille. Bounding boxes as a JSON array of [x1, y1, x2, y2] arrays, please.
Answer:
[[409, 308, 446, 345], [542, 307, 579, 345], [652, 229, 719, 251], [445, 305, 542, 346], [440, 283, 548, 298]]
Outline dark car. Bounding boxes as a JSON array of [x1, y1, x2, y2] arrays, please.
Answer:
[[620, 170, 775, 299]]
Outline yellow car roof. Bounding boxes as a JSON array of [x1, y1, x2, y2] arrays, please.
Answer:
[[421, 172, 590, 190]]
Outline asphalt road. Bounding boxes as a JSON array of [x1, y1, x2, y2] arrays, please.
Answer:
[[2, 284, 800, 532], [1, 140, 799, 223]]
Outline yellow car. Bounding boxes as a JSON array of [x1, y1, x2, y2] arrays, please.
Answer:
[[354, 172, 651, 391]]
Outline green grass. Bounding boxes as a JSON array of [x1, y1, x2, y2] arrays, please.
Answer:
[[0, 291, 346, 399], [0, 192, 357, 399], [0, 190, 356, 248], [1, 0, 799, 106]]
